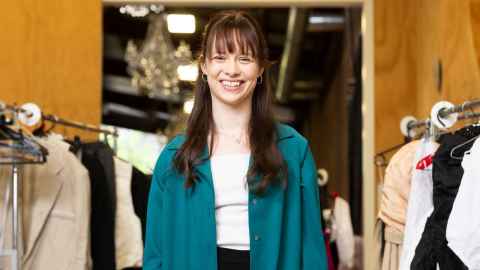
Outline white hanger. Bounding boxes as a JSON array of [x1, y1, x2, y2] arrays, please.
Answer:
[[317, 168, 329, 187]]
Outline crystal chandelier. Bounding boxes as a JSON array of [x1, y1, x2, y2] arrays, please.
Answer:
[[125, 13, 180, 98]]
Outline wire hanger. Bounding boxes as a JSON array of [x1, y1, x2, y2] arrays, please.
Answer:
[[450, 134, 480, 160], [374, 136, 412, 167], [450, 113, 480, 160]]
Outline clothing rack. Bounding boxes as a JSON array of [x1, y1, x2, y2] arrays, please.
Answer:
[[1, 102, 118, 138], [406, 119, 430, 132], [42, 114, 119, 153], [0, 104, 47, 270], [405, 112, 480, 135], [438, 99, 480, 119], [379, 103, 480, 166], [42, 114, 118, 137], [0, 102, 32, 118]]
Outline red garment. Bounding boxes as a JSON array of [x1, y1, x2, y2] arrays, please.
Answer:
[[324, 230, 335, 270]]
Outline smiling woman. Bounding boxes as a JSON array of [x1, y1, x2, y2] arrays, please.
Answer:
[[144, 10, 328, 270], [200, 22, 265, 118]]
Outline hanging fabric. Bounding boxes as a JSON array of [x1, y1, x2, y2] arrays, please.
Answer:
[[331, 196, 355, 269], [409, 127, 479, 270], [0, 135, 91, 270], [399, 138, 439, 270], [446, 135, 480, 268], [81, 142, 117, 270], [376, 140, 419, 270], [113, 157, 143, 269]]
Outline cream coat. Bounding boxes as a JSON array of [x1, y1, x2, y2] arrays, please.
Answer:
[[0, 136, 91, 270]]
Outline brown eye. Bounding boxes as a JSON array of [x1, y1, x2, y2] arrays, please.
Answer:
[[213, 55, 226, 61], [239, 56, 253, 63]]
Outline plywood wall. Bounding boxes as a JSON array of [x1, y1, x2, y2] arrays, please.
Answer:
[[305, 57, 350, 201], [0, 1, 102, 140], [375, 0, 480, 155]]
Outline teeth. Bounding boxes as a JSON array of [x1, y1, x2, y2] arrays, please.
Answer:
[[222, 81, 241, 87]]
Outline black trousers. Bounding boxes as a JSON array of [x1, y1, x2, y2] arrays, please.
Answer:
[[217, 247, 250, 270]]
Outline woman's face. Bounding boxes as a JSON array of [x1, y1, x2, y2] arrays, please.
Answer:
[[201, 40, 263, 108]]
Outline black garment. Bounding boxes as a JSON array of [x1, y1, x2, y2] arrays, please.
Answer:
[[130, 167, 152, 244], [81, 142, 117, 270], [410, 127, 480, 270], [330, 240, 339, 268], [217, 247, 250, 270]]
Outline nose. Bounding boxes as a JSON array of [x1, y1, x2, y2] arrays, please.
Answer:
[[223, 58, 240, 77]]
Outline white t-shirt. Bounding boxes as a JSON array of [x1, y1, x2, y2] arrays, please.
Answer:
[[446, 136, 480, 269], [211, 153, 251, 250], [399, 138, 439, 270]]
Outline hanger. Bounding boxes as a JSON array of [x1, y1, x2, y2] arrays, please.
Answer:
[[317, 168, 329, 187], [67, 135, 83, 154], [374, 136, 412, 166], [450, 134, 480, 160], [0, 124, 48, 163], [450, 119, 480, 160]]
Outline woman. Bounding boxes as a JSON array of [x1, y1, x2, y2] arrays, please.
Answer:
[[144, 10, 327, 270]]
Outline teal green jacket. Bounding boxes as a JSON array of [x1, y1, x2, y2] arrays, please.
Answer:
[[144, 124, 327, 270]]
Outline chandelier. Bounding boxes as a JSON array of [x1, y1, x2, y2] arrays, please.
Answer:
[[125, 13, 180, 98]]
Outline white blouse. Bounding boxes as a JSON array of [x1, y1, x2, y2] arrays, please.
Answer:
[[210, 153, 251, 250]]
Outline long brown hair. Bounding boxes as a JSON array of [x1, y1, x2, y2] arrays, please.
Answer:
[[173, 10, 286, 195]]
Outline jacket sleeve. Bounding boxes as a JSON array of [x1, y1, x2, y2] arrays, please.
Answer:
[[300, 143, 328, 270], [143, 155, 167, 269], [71, 160, 92, 270]]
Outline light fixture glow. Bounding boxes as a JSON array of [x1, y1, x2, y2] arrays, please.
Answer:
[[183, 99, 194, 114], [167, 14, 196, 34], [177, 63, 198, 82]]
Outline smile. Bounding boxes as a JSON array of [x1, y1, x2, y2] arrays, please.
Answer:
[[221, 80, 244, 90]]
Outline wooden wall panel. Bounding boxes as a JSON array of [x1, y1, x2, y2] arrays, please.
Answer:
[[413, 1, 441, 118], [304, 30, 357, 202], [374, 0, 418, 153], [471, 0, 480, 72], [305, 62, 350, 201], [374, 0, 480, 216], [375, 0, 480, 154], [437, 1, 480, 108], [0, 1, 102, 140]]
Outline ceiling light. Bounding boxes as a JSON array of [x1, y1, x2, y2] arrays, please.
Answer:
[[167, 14, 195, 34], [183, 99, 194, 114], [177, 63, 198, 82]]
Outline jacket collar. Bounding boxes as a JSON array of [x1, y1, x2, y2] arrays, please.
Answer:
[[166, 123, 294, 151]]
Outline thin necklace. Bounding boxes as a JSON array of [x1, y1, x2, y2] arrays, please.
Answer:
[[216, 129, 246, 145]]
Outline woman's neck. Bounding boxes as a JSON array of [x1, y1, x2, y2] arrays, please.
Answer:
[[211, 99, 251, 134]]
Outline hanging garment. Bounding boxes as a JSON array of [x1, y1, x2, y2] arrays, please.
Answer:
[[323, 230, 336, 270], [331, 196, 355, 269], [114, 157, 143, 269], [410, 130, 475, 270], [374, 219, 403, 270], [81, 142, 117, 270], [399, 139, 439, 270], [373, 220, 383, 270], [130, 167, 152, 244], [378, 140, 420, 233], [376, 141, 419, 270], [0, 135, 91, 270], [383, 224, 403, 270], [353, 236, 363, 270], [446, 136, 480, 269]]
